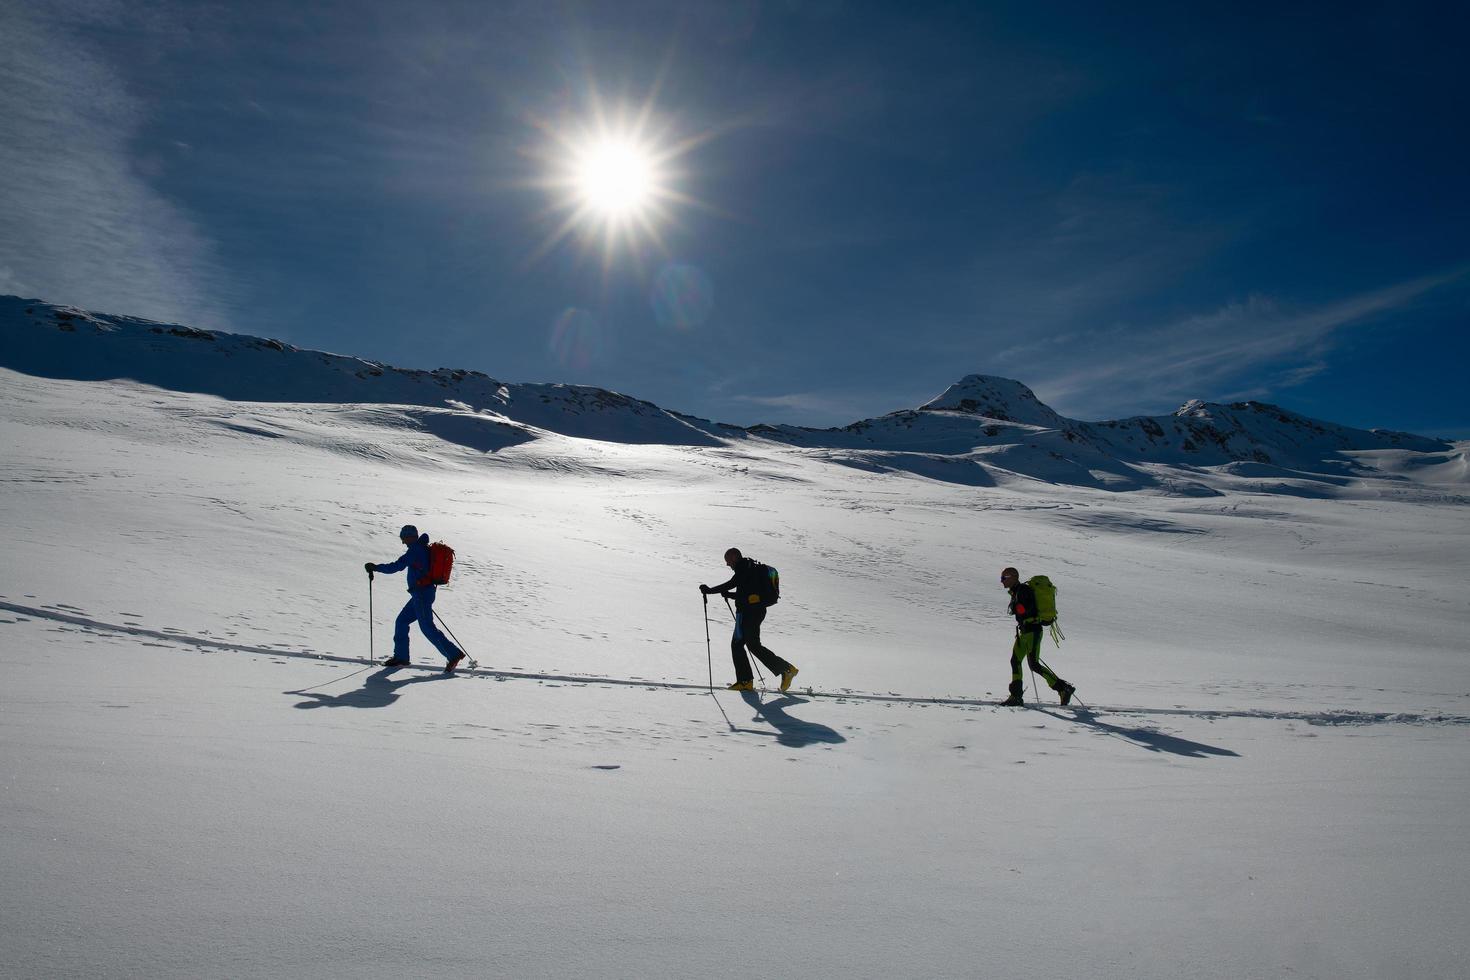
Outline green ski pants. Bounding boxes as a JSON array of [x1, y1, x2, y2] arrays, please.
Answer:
[[1010, 629, 1063, 689]]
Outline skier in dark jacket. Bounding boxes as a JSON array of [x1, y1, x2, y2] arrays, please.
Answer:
[[700, 548, 799, 692], [366, 524, 464, 673], [1000, 566, 1074, 706]]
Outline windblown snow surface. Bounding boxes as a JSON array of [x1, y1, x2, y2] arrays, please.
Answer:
[[2, 297, 1468, 979]]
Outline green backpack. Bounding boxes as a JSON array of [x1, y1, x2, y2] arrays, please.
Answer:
[[1026, 575, 1058, 624], [1026, 575, 1065, 646]]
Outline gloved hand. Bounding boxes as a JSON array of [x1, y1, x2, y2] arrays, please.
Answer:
[[364, 562, 376, 577]]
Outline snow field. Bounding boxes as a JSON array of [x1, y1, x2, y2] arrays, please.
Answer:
[[2, 366, 1468, 979]]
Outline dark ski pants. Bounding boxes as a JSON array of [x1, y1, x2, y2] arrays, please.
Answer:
[[731, 606, 792, 684], [393, 589, 461, 662], [1010, 628, 1064, 691]]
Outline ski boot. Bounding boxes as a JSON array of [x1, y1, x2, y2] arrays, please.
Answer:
[[727, 679, 755, 692], [1057, 681, 1076, 706], [443, 652, 466, 674], [381, 657, 410, 668], [779, 666, 800, 693], [1000, 681, 1025, 707]]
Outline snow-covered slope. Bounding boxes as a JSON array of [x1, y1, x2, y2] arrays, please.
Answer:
[[3, 295, 1469, 979], [0, 296, 727, 446]]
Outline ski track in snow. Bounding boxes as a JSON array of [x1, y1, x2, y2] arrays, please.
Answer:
[[4, 599, 1464, 731]]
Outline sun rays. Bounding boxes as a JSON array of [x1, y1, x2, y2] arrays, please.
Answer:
[[522, 82, 714, 274]]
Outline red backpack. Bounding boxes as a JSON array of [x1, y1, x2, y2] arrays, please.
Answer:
[[427, 542, 455, 585]]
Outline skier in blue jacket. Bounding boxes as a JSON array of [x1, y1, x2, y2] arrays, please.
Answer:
[[365, 524, 465, 672]]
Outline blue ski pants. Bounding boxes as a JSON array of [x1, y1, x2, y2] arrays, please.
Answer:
[[393, 589, 461, 661]]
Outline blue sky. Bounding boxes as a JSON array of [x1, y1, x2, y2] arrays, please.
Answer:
[[2, 1, 1467, 437]]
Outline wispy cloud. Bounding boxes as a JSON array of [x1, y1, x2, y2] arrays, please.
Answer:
[[0, 1, 230, 326], [936, 171, 1262, 372], [1032, 267, 1470, 419], [727, 388, 912, 427]]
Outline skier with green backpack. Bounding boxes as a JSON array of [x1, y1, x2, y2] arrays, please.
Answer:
[[998, 567, 1075, 707]]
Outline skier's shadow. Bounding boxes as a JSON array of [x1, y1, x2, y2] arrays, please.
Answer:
[[287, 667, 448, 710], [732, 690, 846, 748], [1033, 706, 1240, 759]]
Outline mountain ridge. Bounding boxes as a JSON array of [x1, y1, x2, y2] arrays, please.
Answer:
[[2, 295, 1461, 495]]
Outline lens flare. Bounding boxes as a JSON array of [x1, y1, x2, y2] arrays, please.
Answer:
[[651, 262, 714, 330], [549, 307, 603, 372]]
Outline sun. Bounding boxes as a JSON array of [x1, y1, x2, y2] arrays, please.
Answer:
[[523, 91, 713, 269], [573, 138, 658, 218], [544, 118, 678, 250]]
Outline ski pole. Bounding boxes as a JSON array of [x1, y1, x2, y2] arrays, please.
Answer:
[[432, 609, 479, 670], [705, 593, 717, 693], [367, 568, 375, 666]]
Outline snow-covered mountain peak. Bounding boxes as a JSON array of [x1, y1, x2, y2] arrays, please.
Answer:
[[1175, 398, 1209, 417], [918, 374, 1066, 428]]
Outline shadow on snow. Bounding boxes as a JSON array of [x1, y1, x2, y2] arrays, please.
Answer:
[[1031, 705, 1241, 759], [286, 666, 452, 709], [702, 690, 847, 748]]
